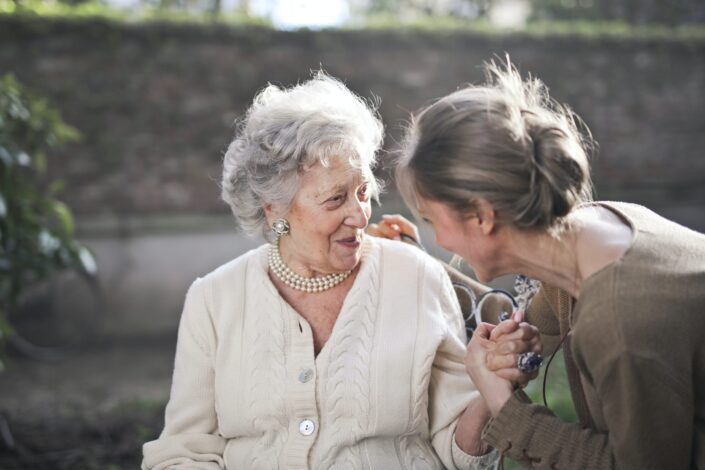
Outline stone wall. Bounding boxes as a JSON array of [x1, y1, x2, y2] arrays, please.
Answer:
[[2, 16, 704, 229], [2, 17, 704, 340]]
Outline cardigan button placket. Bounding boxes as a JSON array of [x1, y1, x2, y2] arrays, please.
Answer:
[[284, 310, 321, 469]]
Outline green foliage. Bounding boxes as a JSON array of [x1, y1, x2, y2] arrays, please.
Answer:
[[348, 15, 705, 41], [0, 74, 96, 369], [0, 0, 271, 25], [530, 0, 704, 26], [2, 0, 704, 39], [353, 0, 704, 27], [524, 350, 577, 423], [0, 0, 126, 18]]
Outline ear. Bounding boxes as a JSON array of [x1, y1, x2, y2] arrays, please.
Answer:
[[474, 198, 496, 236], [264, 202, 291, 225], [263, 203, 276, 227]]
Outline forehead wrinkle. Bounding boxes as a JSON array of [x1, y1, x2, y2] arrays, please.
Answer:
[[311, 168, 367, 200]]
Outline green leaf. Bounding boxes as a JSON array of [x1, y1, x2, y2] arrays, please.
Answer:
[[48, 180, 65, 195], [51, 201, 74, 237], [34, 151, 47, 173], [0, 314, 15, 339]]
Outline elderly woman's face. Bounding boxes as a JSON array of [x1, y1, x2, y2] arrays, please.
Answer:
[[276, 158, 372, 275]]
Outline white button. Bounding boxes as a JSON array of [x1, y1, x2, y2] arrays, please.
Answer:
[[298, 368, 314, 383], [299, 419, 315, 436]]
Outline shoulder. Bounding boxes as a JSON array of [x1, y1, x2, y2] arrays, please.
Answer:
[[371, 237, 452, 298], [372, 236, 446, 279], [185, 243, 269, 314], [596, 200, 648, 216], [371, 237, 463, 330], [596, 201, 705, 244], [179, 244, 269, 335], [199, 243, 268, 287]]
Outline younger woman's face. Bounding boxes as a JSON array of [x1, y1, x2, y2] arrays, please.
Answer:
[[416, 197, 500, 283]]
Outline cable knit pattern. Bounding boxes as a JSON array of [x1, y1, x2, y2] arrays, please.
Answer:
[[245, 266, 288, 469], [142, 237, 497, 470], [399, 347, 441, 470], [399, 260, 446, 470], [317, 240, 378, 469]]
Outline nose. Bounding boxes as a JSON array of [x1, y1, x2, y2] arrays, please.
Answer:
[[345, 198, 369, 229]]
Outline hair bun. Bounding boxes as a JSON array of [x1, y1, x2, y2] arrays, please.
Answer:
[[514, 108, 592, 229]]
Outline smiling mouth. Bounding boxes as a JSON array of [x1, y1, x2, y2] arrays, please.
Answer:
[[336, 235, 362, 246]]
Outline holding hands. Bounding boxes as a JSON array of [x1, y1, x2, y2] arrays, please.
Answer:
[[485, 311, 542, 386], [466, 311, 542, 416]]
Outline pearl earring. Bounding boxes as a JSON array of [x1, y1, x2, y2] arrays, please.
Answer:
[[271, 218, 290, 238]]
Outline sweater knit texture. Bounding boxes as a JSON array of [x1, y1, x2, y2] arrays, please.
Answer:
[[481, 202, 705, 469], [142, 237, 498, 470]]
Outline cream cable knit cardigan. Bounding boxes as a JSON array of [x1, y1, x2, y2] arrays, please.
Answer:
[[142, 237, 497, 470]]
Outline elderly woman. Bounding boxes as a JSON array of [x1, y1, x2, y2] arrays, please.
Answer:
[[392, 59, 705, 469], [140, 73, 537, 469]]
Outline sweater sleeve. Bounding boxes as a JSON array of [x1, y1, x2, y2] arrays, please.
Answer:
[[142, 278, 226, 470], [481, 389, 613, 469], [427, 265, 498, 470], [482, 348, 693, 470]]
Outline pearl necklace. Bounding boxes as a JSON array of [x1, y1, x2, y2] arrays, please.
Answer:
[[268, 239, 352, 293]]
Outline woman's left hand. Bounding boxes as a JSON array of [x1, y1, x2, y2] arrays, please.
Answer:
[[368, 214, 421, 244]]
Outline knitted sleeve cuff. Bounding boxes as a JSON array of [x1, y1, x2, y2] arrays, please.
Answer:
[[481, 388, 534, 450], [451, 435, 499, 470]]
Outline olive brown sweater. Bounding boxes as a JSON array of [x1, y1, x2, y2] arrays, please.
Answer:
[[481, 202, 705, 469]]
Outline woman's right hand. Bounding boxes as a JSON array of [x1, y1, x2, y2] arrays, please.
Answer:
[[368, 214, 421, 244], [465, 322, 515, 417], [485, 313, 543, 387]]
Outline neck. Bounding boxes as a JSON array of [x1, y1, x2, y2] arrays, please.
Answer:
[[278, 236, 322, 278], [269, 237, 354, 293], [502, 225, 584, 299]]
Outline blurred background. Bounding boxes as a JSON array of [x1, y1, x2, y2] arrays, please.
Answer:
[[1, 0, 704, 468]]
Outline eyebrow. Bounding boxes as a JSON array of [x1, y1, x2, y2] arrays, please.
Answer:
[[324, 184, 348, 194], [318, 177, 371, 198], [316, 184, 347, 199]]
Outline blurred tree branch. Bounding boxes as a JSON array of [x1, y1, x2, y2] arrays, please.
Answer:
[[0, 75, 98, 368]]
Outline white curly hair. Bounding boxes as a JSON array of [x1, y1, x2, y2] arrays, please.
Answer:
[[221, 71, 384, 237]]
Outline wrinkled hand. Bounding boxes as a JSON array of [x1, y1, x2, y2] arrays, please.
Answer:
[[486, 310, 543, 388], [465, 322, 514, 417], [368, 214, 421, 244]]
